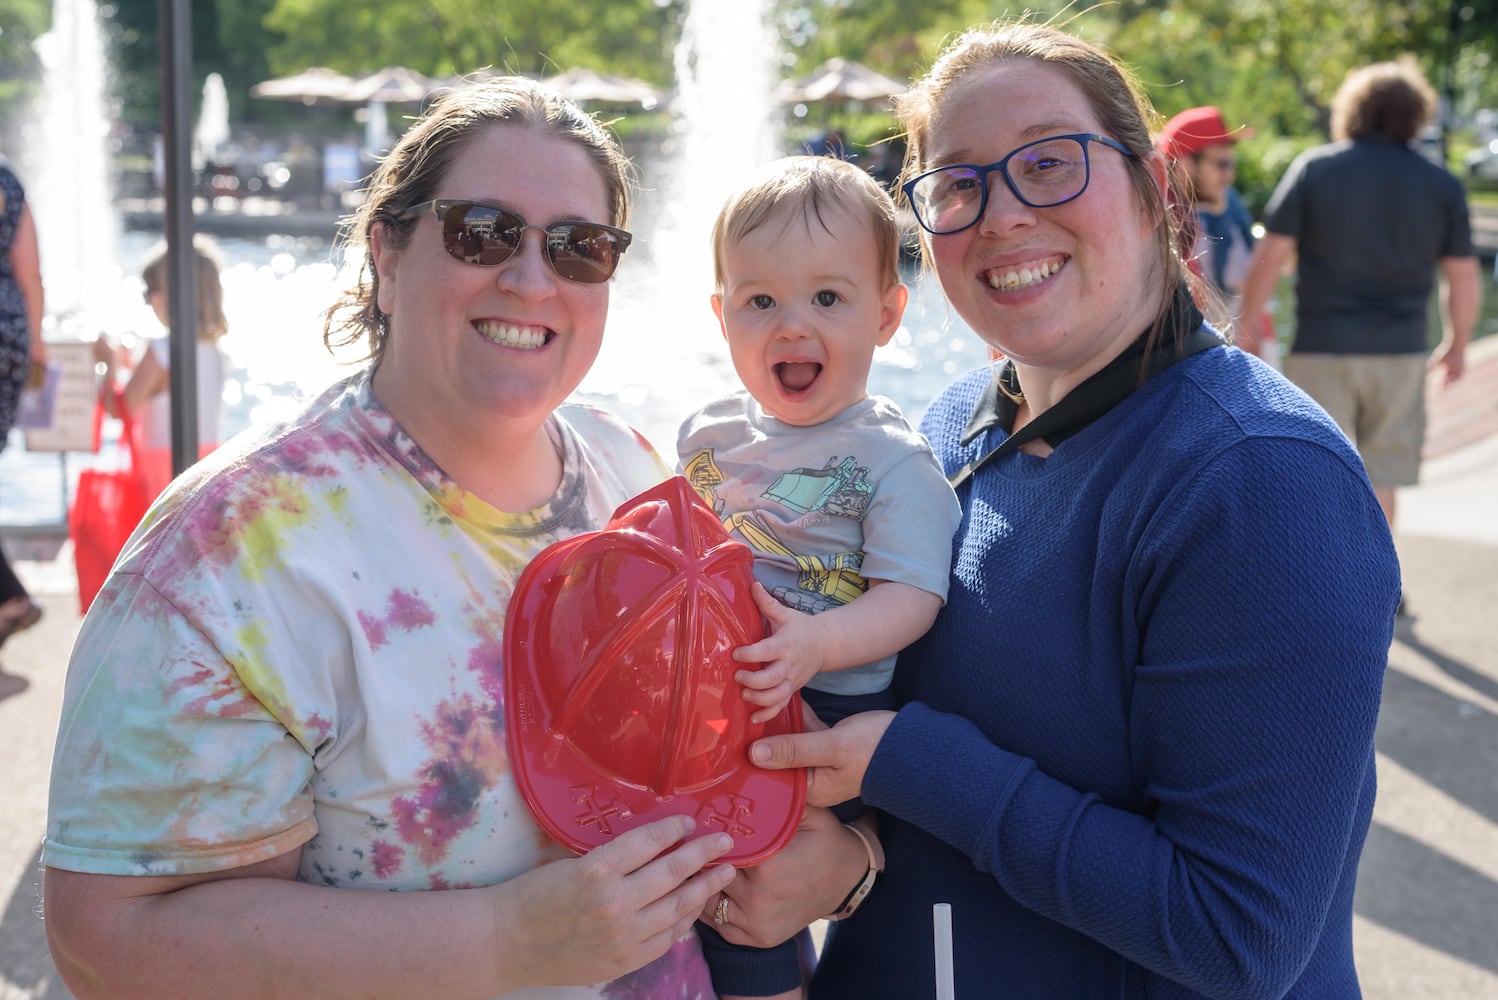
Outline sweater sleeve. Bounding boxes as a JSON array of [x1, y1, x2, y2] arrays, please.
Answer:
[[863, 436, 1398, 999]]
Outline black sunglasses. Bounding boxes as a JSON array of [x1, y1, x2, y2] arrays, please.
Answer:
[[398, 199, 633, 284]]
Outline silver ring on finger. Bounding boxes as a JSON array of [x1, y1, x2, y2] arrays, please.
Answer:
[[713, 891, 730, 927]]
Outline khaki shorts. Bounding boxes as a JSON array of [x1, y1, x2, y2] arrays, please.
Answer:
[[1285, 353, 1426, 487]]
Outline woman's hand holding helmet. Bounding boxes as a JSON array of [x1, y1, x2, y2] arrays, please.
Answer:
[[492, 815, 735, 990]]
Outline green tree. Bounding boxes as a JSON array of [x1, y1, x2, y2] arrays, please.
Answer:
[[260, 0, 681, 83], [103, 0, 277, 128], [1112, 0, 1451, 135], [1105, 0, 1467, 206]]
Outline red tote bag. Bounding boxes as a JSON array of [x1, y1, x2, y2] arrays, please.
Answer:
[[68, 397, 151, 615]]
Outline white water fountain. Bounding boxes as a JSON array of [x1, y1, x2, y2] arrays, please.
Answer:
[[585, 0, 787, 450], [656, 0, 780, 282], [24, 0, 119, 325]]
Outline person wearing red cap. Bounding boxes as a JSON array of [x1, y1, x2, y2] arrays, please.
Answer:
[[1158, 106, 1276, 363]]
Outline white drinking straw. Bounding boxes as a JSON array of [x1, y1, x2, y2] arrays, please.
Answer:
[[934, 902, 955, 1000]]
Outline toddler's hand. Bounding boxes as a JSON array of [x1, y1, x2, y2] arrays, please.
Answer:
[[733, 581, 830, 724]]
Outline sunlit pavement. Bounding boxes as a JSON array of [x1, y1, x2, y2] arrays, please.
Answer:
[[1359, 335, 1498, 998], [1, 342, 1495, 999]]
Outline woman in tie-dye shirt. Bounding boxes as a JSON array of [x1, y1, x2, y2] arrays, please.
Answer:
[[44, 78, 737, 1000]]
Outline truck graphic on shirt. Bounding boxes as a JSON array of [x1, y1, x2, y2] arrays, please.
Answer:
[[683, 449, 870, 612]]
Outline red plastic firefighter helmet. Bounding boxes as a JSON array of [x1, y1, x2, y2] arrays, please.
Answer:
[[504, 475, 805, 866]]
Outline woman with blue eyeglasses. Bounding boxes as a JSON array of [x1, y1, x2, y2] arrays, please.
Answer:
[[723, 20, 1400, 999], [44, 78, 738, 999]]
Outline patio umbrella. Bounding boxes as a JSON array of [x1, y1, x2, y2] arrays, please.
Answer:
[[340, 67, 439, 155], [776, 57, 907, 104], [541, 67, 664, 109], [343, 66, 437, 104], [249, 66, 357, 106]]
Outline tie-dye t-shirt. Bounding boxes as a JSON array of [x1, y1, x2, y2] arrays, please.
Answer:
[[44, 372, 716, 999]]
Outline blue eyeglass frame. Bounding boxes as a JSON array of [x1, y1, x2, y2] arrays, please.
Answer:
[[901, 133, 1136, 235]]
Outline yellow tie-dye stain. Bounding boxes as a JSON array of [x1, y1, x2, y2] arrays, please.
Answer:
[[233, 482, 319, 585], [229, 619, 297, 724], [324, 484, 352, 520]]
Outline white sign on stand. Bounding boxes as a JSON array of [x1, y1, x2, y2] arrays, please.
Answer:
[[24, 340, 97, 453]]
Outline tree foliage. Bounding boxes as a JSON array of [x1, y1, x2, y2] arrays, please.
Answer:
[[259, 0, 681, 83], [102, 0, 277, 126], [1098, 0, 1493, 206]]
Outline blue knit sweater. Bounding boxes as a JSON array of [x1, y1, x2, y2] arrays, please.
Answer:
[[810, 345, 1398, 999]]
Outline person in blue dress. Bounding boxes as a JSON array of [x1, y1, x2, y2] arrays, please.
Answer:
[[0, 155, 47, 646]]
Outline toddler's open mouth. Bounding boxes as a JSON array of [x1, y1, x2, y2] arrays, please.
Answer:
[[776, 361, 822, 392]]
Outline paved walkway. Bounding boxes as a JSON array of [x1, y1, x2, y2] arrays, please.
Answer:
[[1, 342, 1495, 999]]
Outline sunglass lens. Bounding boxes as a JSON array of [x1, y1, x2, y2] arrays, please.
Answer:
[[440, 203, 522, 266], [435, 202, 624, 283], [551, 225, 622, 283]]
